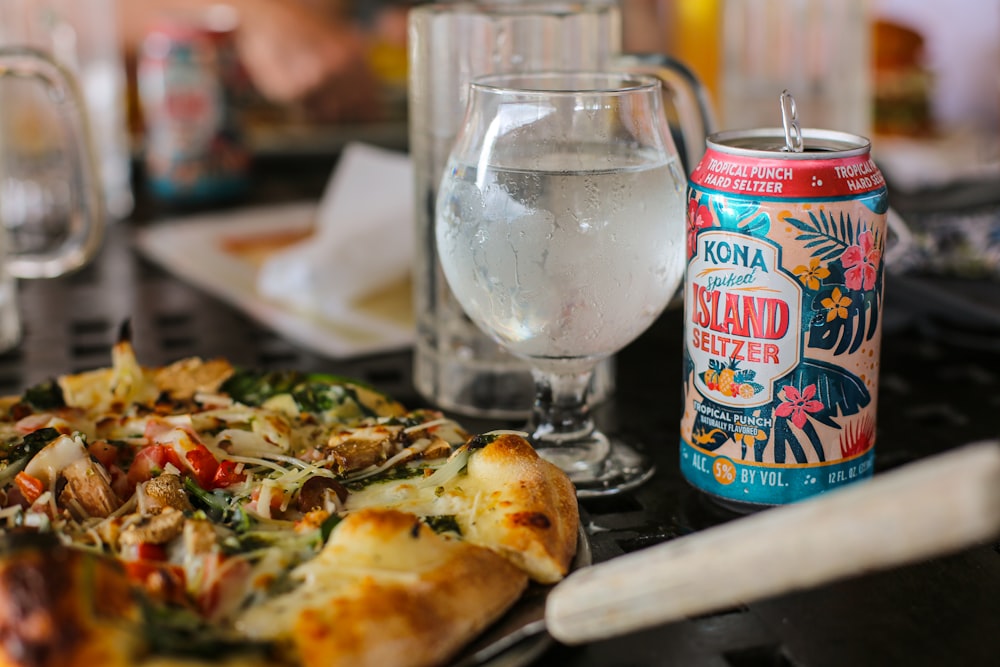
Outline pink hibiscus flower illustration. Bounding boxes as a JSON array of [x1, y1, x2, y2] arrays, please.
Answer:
[[841, 231, 881, 291], [687, 198, 713, 258], [775, 384, 824, 429]]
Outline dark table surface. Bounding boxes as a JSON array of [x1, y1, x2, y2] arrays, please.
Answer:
[[7, 154, 1000, 667]]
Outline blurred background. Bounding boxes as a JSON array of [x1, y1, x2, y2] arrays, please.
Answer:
[[1, 0, 998, 276], [5, 0, 997, 186], [111, 0, 999, 155], [625, 0, 999, 137]]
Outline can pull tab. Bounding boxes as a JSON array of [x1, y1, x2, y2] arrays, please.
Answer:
[[780, 90, 803, 153]]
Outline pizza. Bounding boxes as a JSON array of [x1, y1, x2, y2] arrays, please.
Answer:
[[0, 332, 578, 667]]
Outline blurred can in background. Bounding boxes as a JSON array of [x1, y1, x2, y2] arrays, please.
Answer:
[[138, 5, 249, 205], [680, 128, 888, 508]]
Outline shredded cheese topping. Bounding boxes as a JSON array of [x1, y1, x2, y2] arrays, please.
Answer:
[[0, 346, 493, 636]]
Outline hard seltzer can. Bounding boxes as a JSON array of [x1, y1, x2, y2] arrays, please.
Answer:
[[680, 128, 887, 507], [138, 10, 249, 204]]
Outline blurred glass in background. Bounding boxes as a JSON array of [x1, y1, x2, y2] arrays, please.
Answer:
[[623, 0, 998, 139], [625, 0, 869, 132], [0, 0, 131, 256]]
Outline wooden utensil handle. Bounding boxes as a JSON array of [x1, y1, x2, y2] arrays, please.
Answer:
[[546, 442, 1000, 644]]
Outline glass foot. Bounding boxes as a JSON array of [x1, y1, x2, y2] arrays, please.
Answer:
[[536, 436, 656, 498]]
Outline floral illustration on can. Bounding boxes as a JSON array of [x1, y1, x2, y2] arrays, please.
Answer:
[[680, 129, 887, 506]]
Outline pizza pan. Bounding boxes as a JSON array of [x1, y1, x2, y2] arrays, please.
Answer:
[[451, 521, 592, 667], [456, 441, 1000, 665]]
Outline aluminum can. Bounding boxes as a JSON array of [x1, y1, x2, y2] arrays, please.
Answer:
[[680, 128, 887, 507], [138, 9, 249, 204]]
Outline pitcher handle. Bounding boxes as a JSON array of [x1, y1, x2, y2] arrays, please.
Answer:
[[0, 46, 105, 278], [613, 53, 717, 173], [885, 206, 916, 273]]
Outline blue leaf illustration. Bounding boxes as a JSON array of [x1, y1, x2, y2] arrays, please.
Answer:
[[711, 197, 769, 236]]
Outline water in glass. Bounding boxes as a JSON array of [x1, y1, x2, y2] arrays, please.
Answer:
[[436, 72, 687, 495]]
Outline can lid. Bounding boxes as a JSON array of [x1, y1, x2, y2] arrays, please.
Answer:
[[707, 128, 871, 159]]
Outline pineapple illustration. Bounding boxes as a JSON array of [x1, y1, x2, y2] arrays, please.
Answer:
[[717, 358, 740, 396]]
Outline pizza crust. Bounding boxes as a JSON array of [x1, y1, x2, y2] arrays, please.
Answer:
[[0, 538, 140, 667], [462, 434, 580, 584], [346, 433, 579, 584], [236, 508, 528, 667]]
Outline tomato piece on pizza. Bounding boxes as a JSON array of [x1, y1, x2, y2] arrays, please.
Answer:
[[128, 445, 187, 491], [143, 417, 221, 489], [211, 460, 247, 488], [14, 471, 45, 505]]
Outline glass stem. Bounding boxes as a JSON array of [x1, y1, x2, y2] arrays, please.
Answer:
[[529, 367, 596, 445]]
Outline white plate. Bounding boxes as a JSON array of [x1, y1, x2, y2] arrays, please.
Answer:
[[135, 202, 414, 359]]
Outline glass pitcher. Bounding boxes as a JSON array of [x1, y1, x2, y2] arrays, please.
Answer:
[[0, 0, 131, 233], [0, 45, 105, 350], [409, 0, 714, 418]]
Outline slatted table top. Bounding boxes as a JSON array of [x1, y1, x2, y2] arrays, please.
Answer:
[[8, 157, 999, 667]]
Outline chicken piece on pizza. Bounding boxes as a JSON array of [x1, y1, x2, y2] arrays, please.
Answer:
[[153, 357, 235, 402], [321, 424, 406, 474], [315, 414, 462, 475], [59, 455, 123, 519]]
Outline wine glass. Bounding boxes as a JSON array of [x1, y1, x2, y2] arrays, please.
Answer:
[[435, 71, 687, 496]]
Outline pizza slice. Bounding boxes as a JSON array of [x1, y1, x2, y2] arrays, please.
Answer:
[[0, 338, 579, 667], [236, 508, 529, 667], [345, 432, 579, 584]]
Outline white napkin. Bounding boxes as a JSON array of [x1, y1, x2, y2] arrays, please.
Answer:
[[256, 143, 414, 318]]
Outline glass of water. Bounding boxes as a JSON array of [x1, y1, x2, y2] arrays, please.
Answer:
[[436, 72, 687, 496]]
